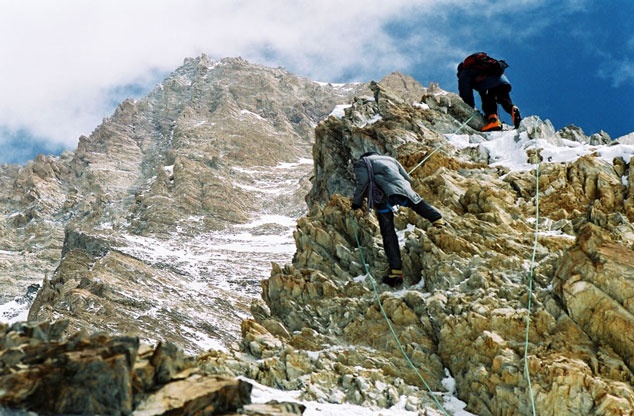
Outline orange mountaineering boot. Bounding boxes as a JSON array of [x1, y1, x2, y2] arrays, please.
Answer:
[[481, 114, 502, 132]]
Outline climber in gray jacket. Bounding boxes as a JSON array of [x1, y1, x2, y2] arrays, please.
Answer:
[[351, 152, 444, 287]]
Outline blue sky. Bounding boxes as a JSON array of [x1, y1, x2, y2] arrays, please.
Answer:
[[1, 0, 632, 164]]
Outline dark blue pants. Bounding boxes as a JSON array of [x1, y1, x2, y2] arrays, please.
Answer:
[[480, 83, 514, 117], [375, 196, 441, 270]]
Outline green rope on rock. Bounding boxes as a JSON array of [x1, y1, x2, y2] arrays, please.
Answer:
[[408, 113, 476, 176], [524, 131, 539, 416], [350, 212, 450, 416]]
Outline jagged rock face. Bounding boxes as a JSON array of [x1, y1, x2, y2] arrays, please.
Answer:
[[0, 321, 304, 415], [200, 77, 634, 414], [2, 56, 369, 352], [69, 56, 368, 235], [0, 153, 74, 314], [305, 75, 484, 210]]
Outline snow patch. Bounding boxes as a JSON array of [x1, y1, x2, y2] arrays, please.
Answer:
[[446, 127, 634, 172], [240, 109, 265, 120], [330, 104, 351, 118]]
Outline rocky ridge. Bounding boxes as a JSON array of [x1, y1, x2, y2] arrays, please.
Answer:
[[198, 78, 634, 414], [1, 57, 634, 415]]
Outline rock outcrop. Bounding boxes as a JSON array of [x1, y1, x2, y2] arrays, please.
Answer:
[[0, 320, 304, 415], [199, 76, 634, 415]]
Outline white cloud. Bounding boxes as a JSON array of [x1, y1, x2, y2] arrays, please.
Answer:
[[0, 0, 430, 150], [594, 32, 634, 88], [0, 0, 617, 161], [599, 59, 634, 88]]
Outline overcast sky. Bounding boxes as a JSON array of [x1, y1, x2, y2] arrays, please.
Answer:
[[1, 0, 632, 164]]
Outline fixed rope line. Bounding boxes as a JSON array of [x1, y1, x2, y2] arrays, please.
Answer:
[[403, 110, 539, 413], [350, 212, 450, 416], [524, 132, 539, 416], [408, 113, 477, 176]]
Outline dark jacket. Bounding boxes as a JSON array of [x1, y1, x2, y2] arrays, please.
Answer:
[[352, 154, 422, 208], [457, 67, 511, 108]]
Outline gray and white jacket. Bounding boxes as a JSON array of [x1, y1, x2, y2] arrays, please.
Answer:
[[352, 153, 422, 208]]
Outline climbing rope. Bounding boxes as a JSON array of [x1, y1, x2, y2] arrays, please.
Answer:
[[349, 113, 539, 414], [350, 212, 450, 416], [405, 110, 538, 413], [523, 131, 539, 416], [408, 113, 476, 176], [342, 113, 474, 414]]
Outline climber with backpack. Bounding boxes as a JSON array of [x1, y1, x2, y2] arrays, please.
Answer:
[[350, 152, 444, 287], [457, 52, 521, 132]]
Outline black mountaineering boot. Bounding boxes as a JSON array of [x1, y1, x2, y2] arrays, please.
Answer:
[[382, 269, 403, 287], [512, 106, 522, 129]]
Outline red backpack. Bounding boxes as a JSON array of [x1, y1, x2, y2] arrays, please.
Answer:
[[459, 52, 508, 76]]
